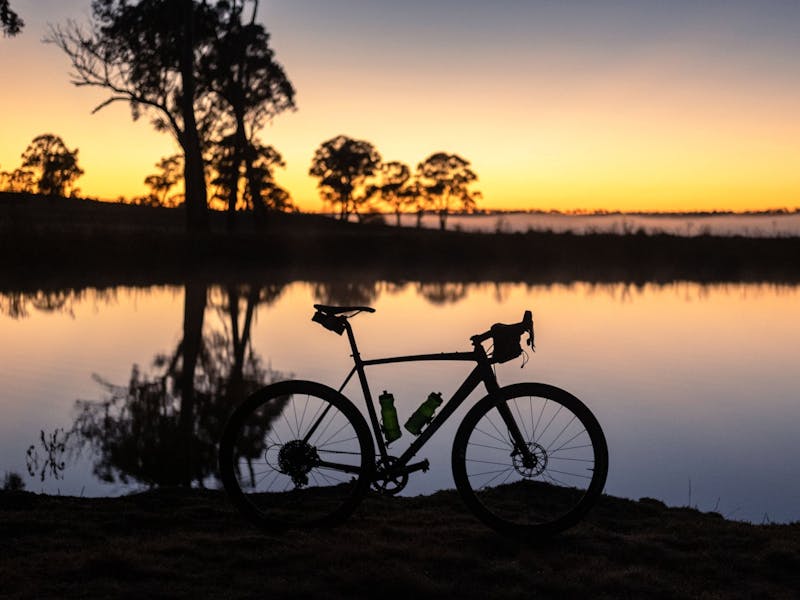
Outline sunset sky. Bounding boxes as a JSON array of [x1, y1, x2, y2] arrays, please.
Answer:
[[1, 0, 799, 212]]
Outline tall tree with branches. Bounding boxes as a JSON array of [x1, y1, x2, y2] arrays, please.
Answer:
[[200, 0, 295, 229], [49, 0, 214, 231]]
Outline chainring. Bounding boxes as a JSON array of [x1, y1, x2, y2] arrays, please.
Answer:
[[371, 456, 409, 495]]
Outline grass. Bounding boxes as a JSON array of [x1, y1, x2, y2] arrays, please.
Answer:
[[1, 487, 798, 599]]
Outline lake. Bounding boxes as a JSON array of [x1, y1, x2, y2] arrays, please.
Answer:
[[1, 278, 798, 523]]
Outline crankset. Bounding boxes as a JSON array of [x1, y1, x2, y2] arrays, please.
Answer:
[[372, 456, 409, 495]]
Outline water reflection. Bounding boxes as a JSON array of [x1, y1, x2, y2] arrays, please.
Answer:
[[12, 278, 484, 490], [312, 280, 380, 307], [0, 288, 117, 319], [416, 282, 469, 305], [1, 278, 799, 523], [6, 280, 797, 323], [23, 282, 288, 489]]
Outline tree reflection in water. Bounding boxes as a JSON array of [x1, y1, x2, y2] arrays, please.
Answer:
[[312, 280, 380, 307], [416, 282, 469, 305], [17, 277, 487, 490], [0, 288, 117, 319], [33, 282, 287, 489]]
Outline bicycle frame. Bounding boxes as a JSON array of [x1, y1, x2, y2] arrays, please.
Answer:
[[320, 318, 529, 479], [221, 307, 607, 535]]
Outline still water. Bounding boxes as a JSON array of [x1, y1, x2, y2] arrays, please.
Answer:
[[1, 280, 798, 523]]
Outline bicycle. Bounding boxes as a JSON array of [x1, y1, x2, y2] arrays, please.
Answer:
[[219, 304, 608, 537]]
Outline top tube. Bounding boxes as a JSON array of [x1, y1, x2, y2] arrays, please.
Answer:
[[362, 351, 477, 367]]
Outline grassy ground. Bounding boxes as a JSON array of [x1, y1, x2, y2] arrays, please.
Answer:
[[1, 488, 798, 599]]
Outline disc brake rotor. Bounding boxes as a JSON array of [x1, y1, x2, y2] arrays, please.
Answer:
[[512, 442, 548, 478]]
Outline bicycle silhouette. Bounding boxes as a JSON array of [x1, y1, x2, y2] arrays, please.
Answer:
[[219, 305, 608, 537]]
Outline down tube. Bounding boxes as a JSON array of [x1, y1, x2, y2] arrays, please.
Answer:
[[395, 366, 486, 468]]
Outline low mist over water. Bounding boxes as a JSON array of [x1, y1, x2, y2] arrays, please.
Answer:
[[405, 211, 800, 237]]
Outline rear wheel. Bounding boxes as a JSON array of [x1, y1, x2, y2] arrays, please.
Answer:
[[219, 380, 374, 530], [452, 383, 608, 537]]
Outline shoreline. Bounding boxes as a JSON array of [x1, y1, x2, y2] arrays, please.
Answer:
[[3, 195, 800, 288]]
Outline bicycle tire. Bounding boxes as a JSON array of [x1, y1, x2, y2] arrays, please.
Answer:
[[452, 383, 608, 537], [219, 380, 374, 530]]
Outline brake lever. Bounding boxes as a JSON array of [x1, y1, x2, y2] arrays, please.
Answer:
[[526, 317, 536, 352]]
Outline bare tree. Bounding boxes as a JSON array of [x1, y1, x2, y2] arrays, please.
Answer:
[[48, 1, 213, 231]]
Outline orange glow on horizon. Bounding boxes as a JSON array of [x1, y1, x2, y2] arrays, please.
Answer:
[[2, 3, 799, 213]]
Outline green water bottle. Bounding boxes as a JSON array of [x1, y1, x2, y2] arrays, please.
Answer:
[[404, 392, 443, 436], [379, 391, 402, 444]]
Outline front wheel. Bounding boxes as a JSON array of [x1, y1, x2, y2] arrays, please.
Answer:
[[219, 380, 374, 530], [452, 383, 608, 537]]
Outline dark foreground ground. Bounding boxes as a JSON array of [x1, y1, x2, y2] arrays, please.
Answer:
[[1, 488, 798, 599], [3, 193, 800, 288]]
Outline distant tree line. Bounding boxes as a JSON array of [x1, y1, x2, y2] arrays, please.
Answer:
[[0, 129, 480, 232], [132, 145, 294, 215], [6, 1, 479, 232], [309, 135, 480, 230]]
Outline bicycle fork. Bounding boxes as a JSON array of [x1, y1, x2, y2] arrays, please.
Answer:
[[478, 353, 537, 466]]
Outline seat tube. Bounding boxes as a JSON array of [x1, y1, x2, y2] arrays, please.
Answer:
[[344, 320, 389, 459]]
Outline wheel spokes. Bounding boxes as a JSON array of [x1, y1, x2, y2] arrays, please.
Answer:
[[462, 393, 600, 528]]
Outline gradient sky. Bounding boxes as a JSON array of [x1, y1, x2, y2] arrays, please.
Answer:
[[1, 0, 799, 211]]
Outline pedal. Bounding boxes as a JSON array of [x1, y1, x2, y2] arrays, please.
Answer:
[[405, 459, 430, 474]]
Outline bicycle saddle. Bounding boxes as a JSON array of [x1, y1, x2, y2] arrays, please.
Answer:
[[313, 304, 375, 316]]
